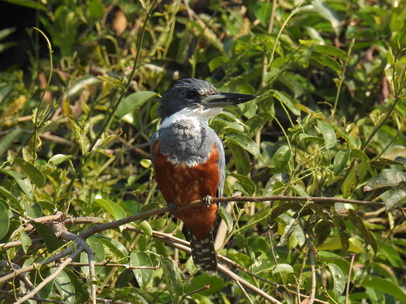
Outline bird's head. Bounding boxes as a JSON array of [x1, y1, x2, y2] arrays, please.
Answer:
[[158, 78, 256, 123]]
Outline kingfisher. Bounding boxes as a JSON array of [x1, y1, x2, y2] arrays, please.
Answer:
[[151, 78, 256, 271]]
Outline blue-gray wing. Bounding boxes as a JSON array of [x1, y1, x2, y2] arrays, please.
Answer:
[[150, 131, 159, 164]]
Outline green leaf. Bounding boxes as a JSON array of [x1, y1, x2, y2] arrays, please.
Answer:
[[94, 199, 126, 220], [136, 220, 153, 236], [0, 200, 9, 240], [225, 133, 260, 158], [1, 0, 46, 10], [208, 56, 228, 72], [19, 231, 32, 254], [0, 128, 23, 157], [271, 202, 302, 221], [117, 91, 158, 118], [30, 221, 59, 252], [270, 145, 291, 174], [364, 171, 406, 192], [229, 143, 251, 175], [230, 173, 256, 195], [100, 238, 128, 260], [245, 113, 272, 136], [15, 158, 46, 188], [272, 90, 301, 115], [218, 204, 234, 232], [130, 252, 154, 287], [88, 0, 104, 18], [161, 257, 183, 303], [0, 168, 33, 200], [314, 220, 332, 245], [360, 277, 406, 302], [97, 75, 124, 89], [347, 210, 377, 253], [186, 273, 225, 296], [328, 263, 346, 295], [332, 125, 361, 149], [333, 150, 350, 174], [272, 263, 294, 274], [81, 237, 106, 275], [384, 189, 406, 212], [48, 154, 73, 166], [50, 269, 76, 303], [0, 186, 23, 213], [317, 120, 337, 148], [254, 2, 272, 27], [314, 45, 347, 59], [311, 0, 342, 36]]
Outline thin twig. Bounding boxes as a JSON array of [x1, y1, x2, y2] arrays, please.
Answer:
[[345, 253, 356, 304], [0, 290, 63, 304], [181, 285, 210, 301], [218, 264, 282, 304], [235, 278, 255, 304], [304, 232, 316, 304], [52, 212, 97, 304], [0, 247, 74, 284], [14, 246, 84, 304]]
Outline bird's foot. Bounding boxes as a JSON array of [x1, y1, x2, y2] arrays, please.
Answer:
[[168, 201, 178, 215], [202, 195, 213, 208]]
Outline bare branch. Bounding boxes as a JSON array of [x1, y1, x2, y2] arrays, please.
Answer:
[[14, 246, 84, 304], [304, 232, 317, 304]]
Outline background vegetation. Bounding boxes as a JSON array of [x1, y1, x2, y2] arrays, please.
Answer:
[[0, 0, 405, 303]]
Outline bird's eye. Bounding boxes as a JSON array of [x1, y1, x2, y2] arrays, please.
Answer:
[[185, 90, 197, 99]]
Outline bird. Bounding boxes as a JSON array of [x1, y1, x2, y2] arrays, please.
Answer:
[[150, 78, 256, 271]]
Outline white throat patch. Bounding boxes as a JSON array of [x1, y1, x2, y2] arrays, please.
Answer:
[[160, 107, 223, 129]]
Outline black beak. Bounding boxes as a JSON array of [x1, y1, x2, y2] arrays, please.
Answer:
[[201, 92, 257, 108]]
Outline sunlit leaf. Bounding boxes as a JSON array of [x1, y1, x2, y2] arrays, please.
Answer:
[[117, 91, 158, 119], [311, 0, 342, 36], [15, 158, 46, 188], [272, 263, 294, 274], [131, 252, 154, 287], [48, 154, 73, 166], [136, 220, 153, 236], [328, 263, 346, 295], [384, 189, 406, 212], [364, 171, 406, 192], [0, 201, 9, 240], [161, 257, 183, 302], [270, 145, 291, 174], [333, 150, 350, 174], [360, 277, 406, 302], [317, 120, 337, 148], [19, 231, 32, 254], [225, 133, 260, 158], [347, 210, 377, 253], [95, 199, 126, 220], [218, 204, 234, 232], [50, 269, 76, 303]]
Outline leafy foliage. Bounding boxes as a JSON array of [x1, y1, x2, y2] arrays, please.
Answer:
[[0, 0, 405, 303]]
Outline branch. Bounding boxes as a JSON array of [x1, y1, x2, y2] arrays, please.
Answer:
[[304, 232, 317, 304], [14, 246, 84, 304], [0, 247, 74, 284], [149, 230, 282, 303], [76, 195, 387, 240]]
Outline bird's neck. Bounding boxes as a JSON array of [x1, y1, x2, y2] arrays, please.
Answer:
[[160, 107, 222, 129]]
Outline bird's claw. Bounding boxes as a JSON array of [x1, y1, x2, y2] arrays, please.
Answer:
[[202, 195, 213, 208], [168, 201, 178, 215]]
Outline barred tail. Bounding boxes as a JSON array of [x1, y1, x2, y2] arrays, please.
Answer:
[[189, 230, 217, 271]]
